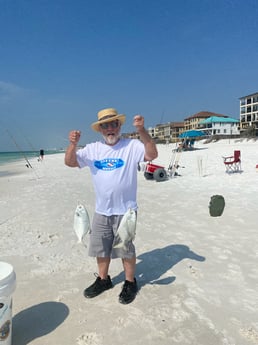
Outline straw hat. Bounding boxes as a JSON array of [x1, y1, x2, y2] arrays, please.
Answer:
[[91, 108, 126, 132]]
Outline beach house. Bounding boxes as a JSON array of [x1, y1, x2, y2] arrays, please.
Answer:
[[198, 116, 239, 137]]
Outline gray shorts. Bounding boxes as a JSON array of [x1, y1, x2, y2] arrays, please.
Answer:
[[88, 212, 136, 259]]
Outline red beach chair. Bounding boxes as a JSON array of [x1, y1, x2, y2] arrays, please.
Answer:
[[223, 150, 241, 172]]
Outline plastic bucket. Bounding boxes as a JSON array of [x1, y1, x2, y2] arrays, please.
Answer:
[[0, 262, 16, 345]]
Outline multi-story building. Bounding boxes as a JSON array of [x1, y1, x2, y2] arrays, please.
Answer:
[[147, 126, 159, 139], [148, 122, 184, 143], [121, 132, 139, 139], [184, 111, 228, 131], [239, 92, 258, 136], [198, 116, 239, 136], [170, 122, 185, 142]]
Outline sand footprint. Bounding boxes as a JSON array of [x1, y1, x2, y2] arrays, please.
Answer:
[[239, 327, 258, 344], [76, 332, 102, 345], [187, 263, 201, 278]]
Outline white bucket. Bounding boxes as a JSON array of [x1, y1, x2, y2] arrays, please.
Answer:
[[0, 262, 16, 345]]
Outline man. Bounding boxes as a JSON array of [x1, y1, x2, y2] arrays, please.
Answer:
[[65, 107, 158, 304], [39, 149, 44, 160]]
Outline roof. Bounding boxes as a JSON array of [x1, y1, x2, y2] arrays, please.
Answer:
[[155, 121, 184, 128], [170, 122, 184, 128], [199, 116, 239, 124], [239, 91, 258, 99], [184, 111, 229, 121]]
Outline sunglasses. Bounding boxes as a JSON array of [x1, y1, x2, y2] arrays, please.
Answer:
[[99, 120, 119, 130]]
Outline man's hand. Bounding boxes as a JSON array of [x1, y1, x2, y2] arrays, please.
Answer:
[[133, 114, 158, 161], [65, 130, 81, 167], [133, 115, 144, 132], [69, 130, 81, 145]]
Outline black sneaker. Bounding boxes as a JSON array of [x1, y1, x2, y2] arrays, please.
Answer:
[[83, 275, 113, 298], [119, 278, 138, 304]]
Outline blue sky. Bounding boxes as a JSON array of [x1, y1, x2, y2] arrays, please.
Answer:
[[0, 0, 258, 151]]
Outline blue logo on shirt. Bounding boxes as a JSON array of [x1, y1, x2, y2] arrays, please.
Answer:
[[94, 158, 124, 171]]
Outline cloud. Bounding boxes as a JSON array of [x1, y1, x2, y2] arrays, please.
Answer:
[[0, 80, 32, 103]]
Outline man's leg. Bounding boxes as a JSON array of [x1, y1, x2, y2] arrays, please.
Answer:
[[119, 256, 138, 304], [97, 257, 111, 279], [84, 214, 114, 298], [83, 257, 113, 298], [122, 257, 136, 282]]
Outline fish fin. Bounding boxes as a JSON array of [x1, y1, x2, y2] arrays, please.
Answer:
[[113, 234, 126, 249], [113, 242, 123, 249]]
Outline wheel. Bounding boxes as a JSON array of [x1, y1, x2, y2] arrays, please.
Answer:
[[153, 168, 167, 182], [144, 172, 154, 180]]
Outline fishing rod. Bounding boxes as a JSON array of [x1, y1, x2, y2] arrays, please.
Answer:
[[5, 128, 33, 169], [19, 131, 43, 161], [0, 119, 42, 179]]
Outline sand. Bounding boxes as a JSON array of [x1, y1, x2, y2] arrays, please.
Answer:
[[1, 138, 258, 345]]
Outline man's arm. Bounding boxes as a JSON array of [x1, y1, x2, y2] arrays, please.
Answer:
[[64, 130, 81, 167], [133, 115, 158, 161]]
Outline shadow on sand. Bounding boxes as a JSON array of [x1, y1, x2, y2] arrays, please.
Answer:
[[12, 301, 69, 345], [112, 244, 205, 289]]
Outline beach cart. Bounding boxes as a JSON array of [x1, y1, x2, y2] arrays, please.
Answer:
[[142, 148, 182, 182], [143, 162, 167, 182]]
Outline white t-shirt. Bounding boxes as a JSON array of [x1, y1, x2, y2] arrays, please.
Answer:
[[76, 138, 145, 216]]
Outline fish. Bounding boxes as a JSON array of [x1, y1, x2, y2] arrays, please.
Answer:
[[113, 208, 137, 250], [73, 204, 91, 243]]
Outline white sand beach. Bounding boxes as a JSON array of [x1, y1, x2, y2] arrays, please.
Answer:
[[1, 139, 258, 345]]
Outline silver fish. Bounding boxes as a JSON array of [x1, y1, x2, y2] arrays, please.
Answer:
[[73, 204, 91, 243], [113, 208, 136, 250]]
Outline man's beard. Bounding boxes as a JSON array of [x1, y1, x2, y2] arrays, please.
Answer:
[[102, 133, 120, 145]]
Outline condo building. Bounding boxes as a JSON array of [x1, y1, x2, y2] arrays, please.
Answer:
[[239, 91, 258, 136]]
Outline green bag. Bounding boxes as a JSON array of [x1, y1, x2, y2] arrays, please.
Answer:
[[209, 195, 225, 217]]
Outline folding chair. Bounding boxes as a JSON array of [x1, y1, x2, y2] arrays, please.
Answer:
[[223, 150, 241, 172]]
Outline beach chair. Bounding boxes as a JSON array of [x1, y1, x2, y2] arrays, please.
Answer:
[[223, 150, 241, 173]]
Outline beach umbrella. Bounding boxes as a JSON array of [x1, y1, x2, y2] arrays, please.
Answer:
[[178, 130, 206, 138]]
